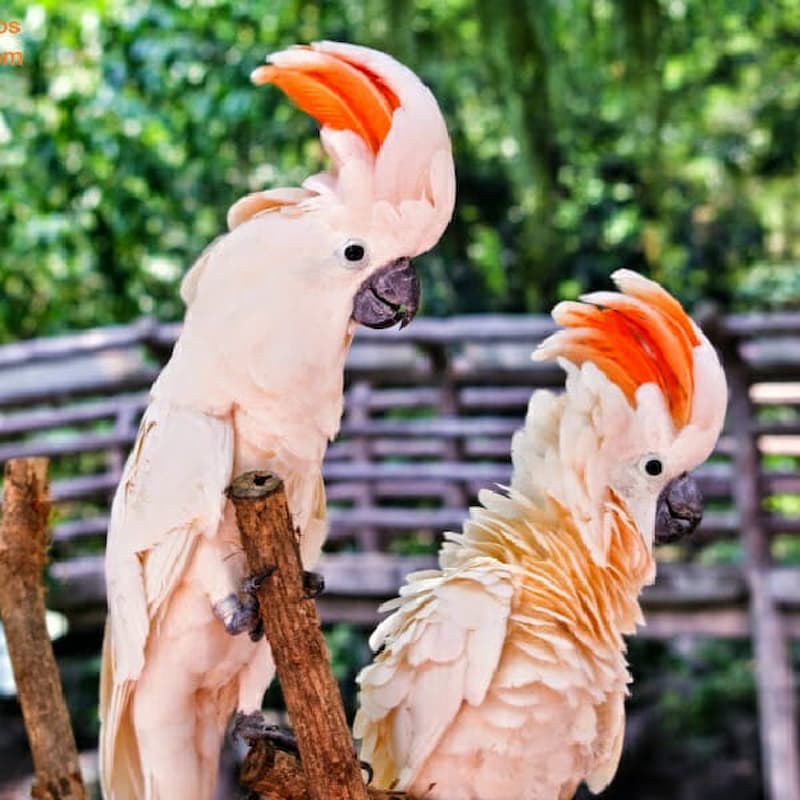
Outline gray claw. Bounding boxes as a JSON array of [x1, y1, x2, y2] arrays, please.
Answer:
[[241, 567, 276, 595], [213, 593, 260, 637], [248, 618, 264, 642], [302, 570, 325, 599], [215, 568, 316, 639], [360, 759, 374, 784], [233, 711, 298, 753], [214, 569, 278, 640]]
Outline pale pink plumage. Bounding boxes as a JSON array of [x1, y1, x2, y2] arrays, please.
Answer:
[[99, 41, 454, 800], [355, 271, 727, 800]]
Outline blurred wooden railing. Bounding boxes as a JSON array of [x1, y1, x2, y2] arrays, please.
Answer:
[[0, 313, 799, 799]]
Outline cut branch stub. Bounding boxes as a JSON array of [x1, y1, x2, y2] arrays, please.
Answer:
[[228, 470, 369, 800], [0, 458, 86, 800], [229, 470, 284, 500]]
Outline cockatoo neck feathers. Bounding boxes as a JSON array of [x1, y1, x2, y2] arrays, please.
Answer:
[[534, 269, 701, 429]]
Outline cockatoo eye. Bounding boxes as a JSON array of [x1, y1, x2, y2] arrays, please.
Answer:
[[341, 239, 369, 269], [344, 243, 365, 261], [643, 457, 664, 477]]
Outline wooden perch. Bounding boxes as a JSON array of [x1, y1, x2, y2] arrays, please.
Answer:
[[0, 458, 86, 800], [240, 738, 408, 800], [228, 471, 370, 800]]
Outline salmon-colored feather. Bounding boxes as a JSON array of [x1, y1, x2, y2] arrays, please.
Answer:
[[324, 52, 401, 114], [544, 271, 699, 428], [252, 48, 398, 154]]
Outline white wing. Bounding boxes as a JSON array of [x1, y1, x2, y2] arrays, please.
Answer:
[[99, 400, 233, 797], [354, 559, 514, 790], [104, 399, 234, 680]]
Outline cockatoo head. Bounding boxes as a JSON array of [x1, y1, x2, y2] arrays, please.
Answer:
[[205, 41, 455, 332], [533, 270, 727, 558]]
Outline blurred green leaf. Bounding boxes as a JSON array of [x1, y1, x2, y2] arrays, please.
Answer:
[[1, 0, 799, 341]]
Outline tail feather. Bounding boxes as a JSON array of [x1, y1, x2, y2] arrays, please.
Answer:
[[99, 620, 143, 800]]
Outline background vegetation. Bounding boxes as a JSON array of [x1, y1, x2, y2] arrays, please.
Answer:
[[1, 0, 799, 343], [1, 1, 799, 798]]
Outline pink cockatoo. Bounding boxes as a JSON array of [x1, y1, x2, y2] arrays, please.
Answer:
[[355, 271, 727, 800], [99, 41, 454, 800]]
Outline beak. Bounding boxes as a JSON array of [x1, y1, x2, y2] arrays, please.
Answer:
[[351, 257, 420, 330], [654, 472, 704, 544]]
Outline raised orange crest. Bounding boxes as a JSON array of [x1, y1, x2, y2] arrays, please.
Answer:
[[252, 44, 401, 155], [536, 270, 700, 429]]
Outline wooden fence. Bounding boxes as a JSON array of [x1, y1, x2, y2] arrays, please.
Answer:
[[0, 313, 798, 798]]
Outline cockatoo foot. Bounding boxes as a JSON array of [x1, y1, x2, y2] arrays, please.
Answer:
[[213, 592, 263, 639], [241, 568, 322, 597], [232, 712, 373, 783], [232, 711, 298, 752], [214, 568, 275, 640], [215, 568, 323, 641], [302, 570, 325, 599], [241, 567, 277, 595]]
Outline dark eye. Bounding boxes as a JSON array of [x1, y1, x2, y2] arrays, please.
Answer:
[[645, 458, 663, 477], [344, 243, 365, 262]]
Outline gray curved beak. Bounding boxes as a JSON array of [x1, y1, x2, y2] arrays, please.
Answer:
[[351, 257, 420, 330], [654, 472, 704, 544]]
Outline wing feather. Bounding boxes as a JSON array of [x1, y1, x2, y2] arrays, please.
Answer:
[[354, 561, 513, 790], [105, 401, 233, 678], [99, 401, 234, 796], [585, 692, 626, 792]]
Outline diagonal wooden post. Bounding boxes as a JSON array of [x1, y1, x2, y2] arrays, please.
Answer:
[[228, 471, 369, 800], [0, 458, 86, 800]]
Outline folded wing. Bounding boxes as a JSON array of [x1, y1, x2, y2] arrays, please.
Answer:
[[354, 562, 514, 789], [99, 401, 234, 796]]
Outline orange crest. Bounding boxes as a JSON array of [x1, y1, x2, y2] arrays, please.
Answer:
[[252, 44, 401, 155], [538, 271, 700, 428]]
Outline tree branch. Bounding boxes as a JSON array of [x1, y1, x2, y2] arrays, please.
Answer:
[[0, 458, 86, 800], [227, 470, 370, 800], [240, 739, 408, 800]]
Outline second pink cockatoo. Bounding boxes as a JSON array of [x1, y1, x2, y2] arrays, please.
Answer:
[[99, 41, 454, 800], [355, 271, 727, 800]]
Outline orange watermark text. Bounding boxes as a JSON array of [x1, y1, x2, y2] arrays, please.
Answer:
[[0, 18, 23, 67]]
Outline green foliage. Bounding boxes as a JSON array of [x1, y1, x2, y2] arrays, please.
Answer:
[[325, 623, 371, 718], [387, 531, 440, 556], [615, 638, 761, 798], [60, 654, 103, 744], [1, 0, 799, 341], [772, 534, 800, 564], [696, 539, 743, 565], [655, 640, 756, 737]]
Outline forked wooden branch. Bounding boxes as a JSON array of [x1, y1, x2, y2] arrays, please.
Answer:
[[228, 471, 374, 800], [0, 458, 86, 800]]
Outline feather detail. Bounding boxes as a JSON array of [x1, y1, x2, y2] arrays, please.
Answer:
[[534, 270, 702, 428], [356, 481, 652, 796], [355, 564, 513, 789], [252, 46, 398, 154], [248, 40, 455, 256], [227, 187, 315, 230]]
